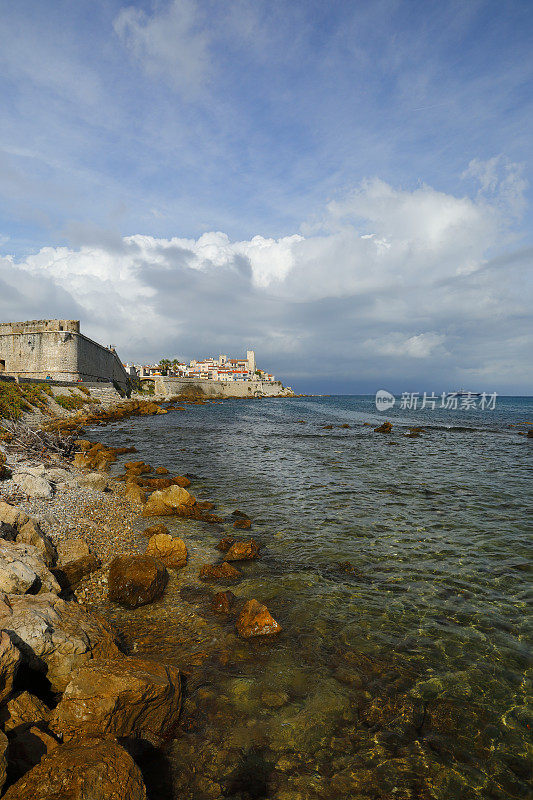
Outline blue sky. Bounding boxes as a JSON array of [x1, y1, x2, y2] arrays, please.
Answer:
[[0, 0, 532, 393]]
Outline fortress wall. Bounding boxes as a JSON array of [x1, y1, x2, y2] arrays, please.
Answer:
[[152, 376, 293, 398], [0, 323, 130, 390]]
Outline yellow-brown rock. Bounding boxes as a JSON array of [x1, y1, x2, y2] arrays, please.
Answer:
[[236, 599, 282, 638], [2, 737, 146, 800], [124, 483, 147, 505], [198, 562, 241, 583], [374, 421, 392, 433], [50, 656, 181, 746], [146, 534, 187, 569], [224, 539, 260, 561]]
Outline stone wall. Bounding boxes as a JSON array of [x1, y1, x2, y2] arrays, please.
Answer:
[[0, 321, 130, 390], [151, 376, 294, 398]]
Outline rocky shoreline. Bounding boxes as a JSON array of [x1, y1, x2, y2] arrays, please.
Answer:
[[0, 396, 282, 799]]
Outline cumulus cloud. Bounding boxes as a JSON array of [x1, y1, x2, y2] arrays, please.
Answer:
[[2, 174, 531, 392]]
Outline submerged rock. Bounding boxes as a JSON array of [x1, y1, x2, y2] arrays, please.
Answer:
[[2, 737, 146, 800], [211, 591, 235, 613], [217, 535, 235, 552], [145, 533, 187, 569], [236, 599, 282, 638], [224, 539, 260, 562], [108, 555, 168, 608], [374, 421, 392, 433], [141, 523, 169, 538], [233, 518, 252, 530], [51, 656, 181, 746], [198, 562, 241, 584]]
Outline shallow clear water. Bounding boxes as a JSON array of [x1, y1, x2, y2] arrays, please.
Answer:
[[93, 396, 533, 800]]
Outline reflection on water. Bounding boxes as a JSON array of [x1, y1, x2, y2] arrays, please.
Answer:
[[93, 396, 533, 799]]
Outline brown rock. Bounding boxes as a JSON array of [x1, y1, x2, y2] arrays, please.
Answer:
[[146, 534, 187, 569], [155, 467, 168, 475], [0, 729, 7, 793], [236, 599, 282, 638], [141, 484, 196, 517], [50, 656, 181, 746], [374, 421, 392, 433], [124, 483, 147, 505], [0, 630, 21, 704], [74, 439, 92, 452], [198, 562, 241, 583], [217, 535, 235, 552], [3, 691, 51, 732], [224, 539, 260, 561], [172, 475, 191, 488], [6, 725, 58, 781], [52, 554, 101, 591], [196, 500, 215, 510], [211, 591, 235, 613], [141, 523, 169, 538], [231, 510, 250, 519], [2, 737, 146, 800], [108, 555, 168, 608], [233, 518, 252, 530]]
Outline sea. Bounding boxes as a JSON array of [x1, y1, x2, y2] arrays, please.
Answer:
[[91, 394, 533, 800]]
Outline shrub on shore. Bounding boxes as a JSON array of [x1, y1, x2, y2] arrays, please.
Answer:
[[0, 382, 53, 420]]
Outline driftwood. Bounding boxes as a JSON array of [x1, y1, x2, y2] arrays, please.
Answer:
[[0, 420, 76, 459]]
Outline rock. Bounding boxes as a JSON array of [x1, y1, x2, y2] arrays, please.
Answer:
[[46, 468, 76, 486], [0, 593, 120, 691], [3, 691, 51, 732], [141, 484, 196, 517], [0, 729, 7, 793], [52, 554, 101, 591], [145, 534, 187, 569], [1, 737, 146, 800], [198, 562, 241, 583], [108, 556, 168, 608], [231, 510, 250, 519], [0, 630, 21, 704], [57, 538, 90, 565], [12, 473, 53, 500], [260, 690, 289, 708], [141, 524, 169, 538], [0, 540, 60, 595], [6, 725, 58, 782], [211, 591, 235, 613], [527, 428, 533, 438], [224, 539, 260, 561], [217, 535, 235, 552], [196, 500, 215, 510], [50, 656, 181, 745], [124, 483, 147, 505], [0, 504, 57, 567], [172, 475, 191, 488], [0, 523, 17, 542], [374, 421, 392, 433], [124, 461, 151, 473], [77, 472, 109, 491], [233, 518, 252, 530], [155, 467, 168, 475], [0, 452, 11, 481], [236, 599, 282, 638]]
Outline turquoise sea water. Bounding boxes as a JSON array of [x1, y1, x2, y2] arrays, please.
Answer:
[[93, 395, 533, 800]]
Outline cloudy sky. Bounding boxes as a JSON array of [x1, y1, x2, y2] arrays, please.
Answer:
[[0, 0, 532, 393]]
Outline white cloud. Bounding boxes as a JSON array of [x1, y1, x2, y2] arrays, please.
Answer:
[[1, 173, 531, 390], [114, 0, 210, 93]]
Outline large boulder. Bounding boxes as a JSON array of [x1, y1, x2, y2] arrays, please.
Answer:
[[0, 630, 22, 704], [0, 593, 120, 691], [11, 466, 53, 500], [0, 503, 56, 567], [141, 484, 196, 517], [77, 472, 109, 491], [108, 556, 168, 609], [51, 656, 181, 745], [145, 534, 187, 569], [2, 737, 146, 800], [0, 729, 7, 794], [124, 483, 147, 505], [236, 599, 282, 638], [0, 541, 60, 596]]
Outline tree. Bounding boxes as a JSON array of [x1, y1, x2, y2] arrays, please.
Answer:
[[158, 358, 172, 376]]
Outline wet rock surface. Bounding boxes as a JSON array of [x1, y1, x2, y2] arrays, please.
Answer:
[[224, 538, 260, 561], [145, 533, 187, 569], [236, 599, 282, 637], [198, 562, 241, 583]]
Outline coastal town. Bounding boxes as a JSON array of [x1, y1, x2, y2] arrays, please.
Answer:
[[126, 350, 277, 383]]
